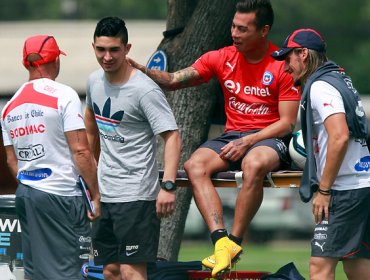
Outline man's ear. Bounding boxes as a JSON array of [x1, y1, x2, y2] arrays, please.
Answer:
[[301, 48, 309, 60], [125, 43, 132, 55], [261, 24, 270, 38]]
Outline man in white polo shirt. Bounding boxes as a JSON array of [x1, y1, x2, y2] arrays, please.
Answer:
[[1, 35, 101, 280]]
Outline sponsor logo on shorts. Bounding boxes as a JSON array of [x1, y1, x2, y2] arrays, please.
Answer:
[[79, 236, 92, 243], [314, 233, 327, 240], [126, 245, 139, 257], [79, 253, 90, 260], [314, 226, 328, 232], [314, 241, 325, 252]]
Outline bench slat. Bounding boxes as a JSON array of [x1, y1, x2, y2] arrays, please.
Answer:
[[159, 170, 302, 188]]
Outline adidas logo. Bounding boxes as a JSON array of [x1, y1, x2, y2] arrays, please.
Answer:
[[93, 97, 124, 132]]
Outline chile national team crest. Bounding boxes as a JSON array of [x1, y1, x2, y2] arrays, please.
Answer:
[[262, 71, 274, 85]]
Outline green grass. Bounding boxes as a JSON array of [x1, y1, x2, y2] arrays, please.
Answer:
[[179, 240, 347, 280]]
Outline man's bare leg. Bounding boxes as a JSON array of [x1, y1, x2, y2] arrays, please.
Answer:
[[184, 148, 229, 232], [231, 146, 281, 238]]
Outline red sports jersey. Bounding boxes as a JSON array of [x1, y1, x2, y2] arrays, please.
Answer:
[[192, 43, 300, 132]]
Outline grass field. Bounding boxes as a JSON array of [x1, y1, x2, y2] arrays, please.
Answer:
[[179, 240, 348, 280]]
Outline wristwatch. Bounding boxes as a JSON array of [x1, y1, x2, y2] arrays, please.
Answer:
[[161, 181, 177, 192]]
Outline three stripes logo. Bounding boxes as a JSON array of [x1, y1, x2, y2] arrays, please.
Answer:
[[93, 98, 124, 132]]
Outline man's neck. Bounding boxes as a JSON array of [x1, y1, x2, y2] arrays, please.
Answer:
[[105, 63, 135, 85], [242, 40, 269, 64]]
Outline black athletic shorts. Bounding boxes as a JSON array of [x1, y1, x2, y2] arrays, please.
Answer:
[[200, 130, 292, 171], [311, 187, 370, 259], [92, 200, 160, 265]]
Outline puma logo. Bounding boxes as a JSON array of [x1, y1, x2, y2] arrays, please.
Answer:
[[314, 241, 325, 252], [323, 100, 333, 108], [226, 62, 236, 72], [291, 86, 299, 93]]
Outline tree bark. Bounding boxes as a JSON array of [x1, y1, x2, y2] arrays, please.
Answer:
[[156, 0, 238, 261]]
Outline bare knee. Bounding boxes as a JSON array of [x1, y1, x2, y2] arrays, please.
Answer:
[[121, 264, 147, 280], [241, 159, 269, 186], [103, 264, 120, 280], [184, 157, 207, 179], [343, 259, 370, 280], [310, 257, 337, 280]]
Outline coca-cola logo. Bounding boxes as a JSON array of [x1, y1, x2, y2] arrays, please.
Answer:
[[228, 97, 270, 115]]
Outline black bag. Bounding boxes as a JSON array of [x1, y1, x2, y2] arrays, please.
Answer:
[[148, 260, 202, 280], [86, 260, 202, 280], [261, 262, 305, 280]]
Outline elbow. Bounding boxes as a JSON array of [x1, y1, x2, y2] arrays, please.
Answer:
[[72, 146, 92, 162], [173, 131, 182, 150], [333, 132, 349, 150]]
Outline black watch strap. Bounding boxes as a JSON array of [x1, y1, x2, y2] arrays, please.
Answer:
[[161, 181, 177, 191]]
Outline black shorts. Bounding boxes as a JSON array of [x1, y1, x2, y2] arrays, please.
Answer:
[[92, 200, 160, 265], [200, 130, 291, 171], [311, 187, 370, 259]]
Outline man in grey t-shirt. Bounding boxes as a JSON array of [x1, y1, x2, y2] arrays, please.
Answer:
[[85, 17, 181, 280]]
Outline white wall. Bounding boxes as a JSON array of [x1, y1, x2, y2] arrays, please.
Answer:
[[0, 20, 166, 95]]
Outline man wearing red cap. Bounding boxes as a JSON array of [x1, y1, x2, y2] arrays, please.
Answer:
[[272, 28, 370, 280], [1, 35, 101, 280], [128, 0, 301, 276]]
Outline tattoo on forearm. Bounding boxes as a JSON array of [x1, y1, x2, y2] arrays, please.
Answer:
[[146, 67, 203, 90], [147, 69, 173, 87]]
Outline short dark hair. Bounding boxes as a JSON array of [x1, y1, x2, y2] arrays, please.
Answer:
[[94, 16, 128, 44], [236, 0, 274, 30]]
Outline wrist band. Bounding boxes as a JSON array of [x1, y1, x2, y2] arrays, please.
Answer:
[[318, 188, 331, 195]]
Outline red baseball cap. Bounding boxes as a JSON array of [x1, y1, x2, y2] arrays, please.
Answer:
[[271, 28, 326, 61], [23, 35, 66, 67]]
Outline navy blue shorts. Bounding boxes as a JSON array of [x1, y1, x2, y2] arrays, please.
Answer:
[[311, 187, 370, 259], [92, 200, 160, 265], [200, 130, 292, 171], [16, 183, 91, 280]]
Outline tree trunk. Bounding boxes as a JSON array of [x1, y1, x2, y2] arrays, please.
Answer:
[[156, 0, 238, 261]]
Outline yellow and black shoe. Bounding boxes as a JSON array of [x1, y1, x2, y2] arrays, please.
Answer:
[[211, 237, 242, 277]]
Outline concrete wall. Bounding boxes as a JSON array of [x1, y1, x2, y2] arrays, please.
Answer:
[[0, 20, 166, 95]]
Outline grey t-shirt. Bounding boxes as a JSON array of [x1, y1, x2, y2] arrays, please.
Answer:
[[86, 69, 178, 202]]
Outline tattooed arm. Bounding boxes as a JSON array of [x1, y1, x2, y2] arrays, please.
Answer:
[[127, 57, 205, 91]]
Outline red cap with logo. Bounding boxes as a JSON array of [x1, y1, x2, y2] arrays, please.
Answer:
[[23, 35, 66, 67]]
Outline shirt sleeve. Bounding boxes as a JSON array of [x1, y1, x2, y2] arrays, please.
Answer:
[[139, 88, 178, 136], [1, 118, 12, 146], [59, 88, 86, 132], [192, 50, 220, 82], [310, 80, 345, 122]]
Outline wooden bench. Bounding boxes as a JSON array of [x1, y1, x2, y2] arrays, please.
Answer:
[[159, 170, 302, 188]]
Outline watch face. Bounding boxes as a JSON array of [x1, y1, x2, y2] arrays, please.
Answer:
[[162, 181, 176, 191]]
